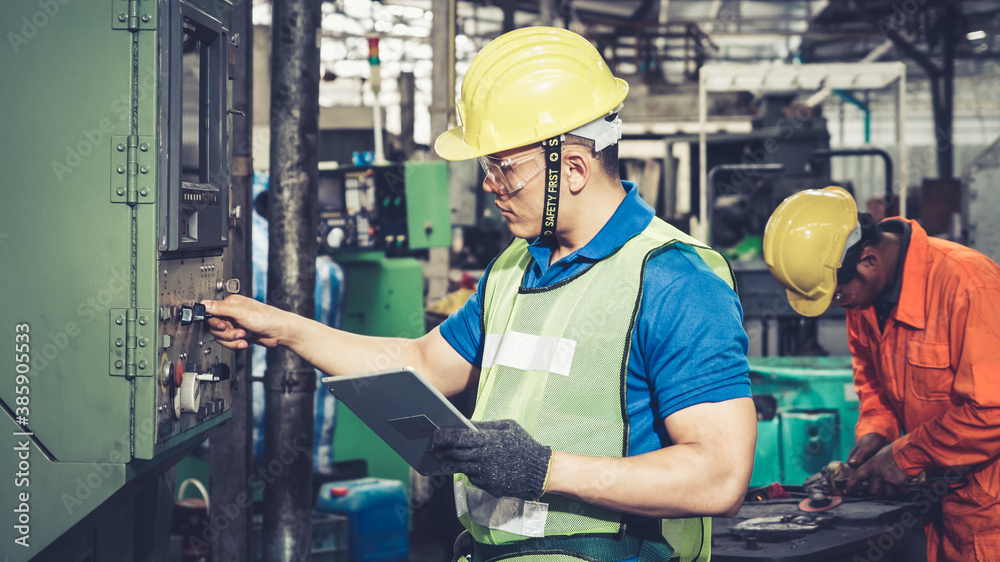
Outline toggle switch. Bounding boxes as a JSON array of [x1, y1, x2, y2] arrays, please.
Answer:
[[192, 303, 207, 322], [196, 363, 231, 383], [180, 305, 194, 324], [179, 303, 209, 325]]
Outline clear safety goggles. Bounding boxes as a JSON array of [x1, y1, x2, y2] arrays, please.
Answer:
[[478, 149, 547, 195]]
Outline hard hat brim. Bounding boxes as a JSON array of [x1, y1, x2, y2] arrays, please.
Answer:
[[786, 288, 834, 317], [434, 124, 479, 161]]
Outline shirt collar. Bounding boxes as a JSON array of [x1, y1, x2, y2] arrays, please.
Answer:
[[526, 181, 653, 266], [872, 219, 910, 328], [876, 220, 910, 301], [893, 218, 930, 330]]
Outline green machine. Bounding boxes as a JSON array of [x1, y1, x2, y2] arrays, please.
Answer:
[[1, 1, 238, 560], [748, 356, 860, 488], [316, 161, 452, 489]]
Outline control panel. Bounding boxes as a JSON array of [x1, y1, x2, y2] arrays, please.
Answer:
[[155, 256, 237, 443], [318, 166, 410, 254], [316, 161, 451, 256]]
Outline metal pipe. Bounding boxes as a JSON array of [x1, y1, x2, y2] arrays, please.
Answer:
[[209, 1, 254, 559], [264, 0, 321, 560], [833, 90, 870, 144], [808, 148, 894, 212]]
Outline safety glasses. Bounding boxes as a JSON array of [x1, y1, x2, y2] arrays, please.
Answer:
[[478, 149, 547, 195]]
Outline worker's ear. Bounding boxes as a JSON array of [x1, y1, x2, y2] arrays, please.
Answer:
[[562, 147, 591, 195], [858, 246, 878, 271]]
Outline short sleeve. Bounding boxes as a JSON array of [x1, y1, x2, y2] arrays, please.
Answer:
[[438, 274, 487, 366], [638, 245, 751, 420]]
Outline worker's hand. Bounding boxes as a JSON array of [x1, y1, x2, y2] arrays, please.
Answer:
[[202, 295, 289, 349], [432, 419, 552, 500], [845, 442, 910, 497], [846, 433, 889, 468]]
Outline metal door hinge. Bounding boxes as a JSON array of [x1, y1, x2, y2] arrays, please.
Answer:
[[112, 0, 157, 31], [111, 135, 155, 204], [110, 308, 154, 376]]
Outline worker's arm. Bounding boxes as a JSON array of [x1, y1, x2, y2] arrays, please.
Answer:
[[545, 397, 757, 517], [203, 295, 476, 397], [892, 285, 1000, 473], [848, 313, 901, 446]]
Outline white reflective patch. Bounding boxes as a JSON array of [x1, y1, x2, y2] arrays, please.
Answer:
[[520, 501, 549, 537], [457, 481, 548, 537], [482, 332, 576, 376], [454, 479, 469, 518]]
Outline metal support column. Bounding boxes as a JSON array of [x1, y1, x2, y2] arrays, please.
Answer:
[[430, 0, 455, 148], [400, 71, 416, 159], [210, 0, 254, 559], [503, 0, 517, 33], [264, 0, 322, 560], [896, 70, 907, 218], [540, 0, 555, 26], [697, 70, 708, 241]]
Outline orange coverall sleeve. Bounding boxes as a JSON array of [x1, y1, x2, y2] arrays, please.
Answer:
[[893, 286, 1000, 473], [848, 318, 902, 443]]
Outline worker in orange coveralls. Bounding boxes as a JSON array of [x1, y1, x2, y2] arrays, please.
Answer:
[[762, 186, 1000, 562]]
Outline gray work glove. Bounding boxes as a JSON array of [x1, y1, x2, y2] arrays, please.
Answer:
[[432, 419, 552, 499]]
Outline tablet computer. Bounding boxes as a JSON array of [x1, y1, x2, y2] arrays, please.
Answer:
[[321, 367, 477, 476]]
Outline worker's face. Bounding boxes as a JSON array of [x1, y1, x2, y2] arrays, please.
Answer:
[[832, 253, 883, 309], [481, 145, 548, 238]]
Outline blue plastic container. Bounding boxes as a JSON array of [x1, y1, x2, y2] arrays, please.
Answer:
[[315, 477, 409, 562]]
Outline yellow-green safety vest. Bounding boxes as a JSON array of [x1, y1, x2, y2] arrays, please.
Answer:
[[456, 217, 735, 562]]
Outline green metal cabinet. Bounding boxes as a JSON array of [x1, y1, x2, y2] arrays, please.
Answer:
[[748, 356, 860, 488], [1, 1, 236, 559], [332, 253, 427, 490]]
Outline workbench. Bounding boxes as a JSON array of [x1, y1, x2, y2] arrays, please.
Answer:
[[711, 490, 927, 562]]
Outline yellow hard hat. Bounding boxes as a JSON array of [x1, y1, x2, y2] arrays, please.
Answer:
[[434, 26, 629, 161], [763, 186, 861, 317]]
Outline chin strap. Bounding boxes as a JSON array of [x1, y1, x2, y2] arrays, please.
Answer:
[[541, 135, 562, 240]]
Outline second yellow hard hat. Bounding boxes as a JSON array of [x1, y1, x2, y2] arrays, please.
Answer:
[[763, 186, 860, 317]]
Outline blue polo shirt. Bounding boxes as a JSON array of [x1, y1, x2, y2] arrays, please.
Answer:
[[440, 182, 750, 458]]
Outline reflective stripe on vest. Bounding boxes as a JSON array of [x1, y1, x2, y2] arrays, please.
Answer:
[[458, 217, 731, 562]]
